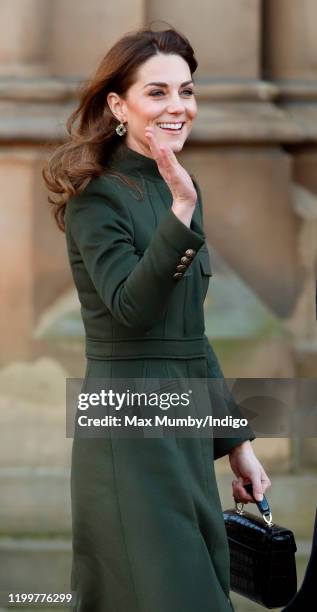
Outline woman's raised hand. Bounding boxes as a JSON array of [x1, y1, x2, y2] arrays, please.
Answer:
[[144, 126, 197, 208]]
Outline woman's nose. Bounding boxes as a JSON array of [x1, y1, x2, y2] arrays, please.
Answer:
[[166, 95, 185, 113]]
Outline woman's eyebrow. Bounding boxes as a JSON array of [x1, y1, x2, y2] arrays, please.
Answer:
[[143, 80, 194, 88]]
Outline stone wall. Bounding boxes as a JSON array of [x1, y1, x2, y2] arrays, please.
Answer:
[[1, 3, 317, 603], [0, 1, 316, 450]]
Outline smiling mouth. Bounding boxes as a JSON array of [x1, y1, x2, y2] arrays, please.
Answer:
[[156, 122, 185, 133]]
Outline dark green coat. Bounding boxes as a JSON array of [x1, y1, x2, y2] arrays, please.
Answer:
[[65, 142, 256, 612]]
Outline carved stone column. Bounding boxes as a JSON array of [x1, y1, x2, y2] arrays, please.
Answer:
[[0, 0, 50, 77], [0, 0, 146, 361], [0, 149, 70, 361], [148, 0, 261, 79], [49, 0, 144, 77], [264, 0, 317, 80]]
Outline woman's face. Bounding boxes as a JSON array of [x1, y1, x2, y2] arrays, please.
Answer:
[[107, 53, 197, 158]]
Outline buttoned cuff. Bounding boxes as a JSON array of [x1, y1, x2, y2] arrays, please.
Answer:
[[158, 208, 205, 252], [157, 208, 205, 281]]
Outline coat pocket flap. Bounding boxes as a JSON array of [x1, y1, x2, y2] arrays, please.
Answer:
[[199, 248, 213, 277]]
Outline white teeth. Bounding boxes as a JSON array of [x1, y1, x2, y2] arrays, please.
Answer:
[[157, 123, 183, 130]]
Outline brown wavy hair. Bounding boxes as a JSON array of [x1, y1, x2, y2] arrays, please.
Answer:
[[42, 26, 198, 232]]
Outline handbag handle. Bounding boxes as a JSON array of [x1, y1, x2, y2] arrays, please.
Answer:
[[234, 482, 273, 527]]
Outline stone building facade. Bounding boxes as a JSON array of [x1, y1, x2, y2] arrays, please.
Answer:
[[1, 0, 316, 374], [1, 1, 317, 601]]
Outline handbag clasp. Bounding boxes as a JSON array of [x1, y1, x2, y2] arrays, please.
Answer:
[[234, 500, 245, 515], [234, 499, 273, 527]]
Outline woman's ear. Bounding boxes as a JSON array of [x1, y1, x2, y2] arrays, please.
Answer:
[[106, 92, 126, 123]]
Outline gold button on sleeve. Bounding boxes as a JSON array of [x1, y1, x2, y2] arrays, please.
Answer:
[[180, 256, 191, 265], [184, 249, 196, 258]]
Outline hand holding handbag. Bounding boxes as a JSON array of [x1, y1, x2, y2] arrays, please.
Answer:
[[223, 483, 297, 609]]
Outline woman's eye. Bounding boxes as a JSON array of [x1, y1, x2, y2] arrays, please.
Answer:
[[149, 89, 194, 97]]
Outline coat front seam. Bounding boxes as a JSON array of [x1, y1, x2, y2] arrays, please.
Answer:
[[109, 437, 142, 612]]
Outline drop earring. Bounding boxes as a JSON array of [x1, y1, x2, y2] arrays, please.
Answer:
[[115, 122, 127, 136]]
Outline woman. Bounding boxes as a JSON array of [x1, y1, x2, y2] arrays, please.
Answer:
[[44, 27, 271, 612]]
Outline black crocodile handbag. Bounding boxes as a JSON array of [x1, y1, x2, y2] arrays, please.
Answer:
[[223, 483, 297, 609]]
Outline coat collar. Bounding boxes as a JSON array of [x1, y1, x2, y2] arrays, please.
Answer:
[[108, 141, 164, 182]]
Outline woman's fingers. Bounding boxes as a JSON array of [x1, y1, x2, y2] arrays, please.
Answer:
[[230, 446, 272, 505], [144, 130, 171, 179], [260, 469, 271, 494], [144, 127, 161, 161], [144, 125, 197, 204], [164, 144, 178, 166], [232, 469, 272, 504], [144, 128, 175, 174], [232, 478, 254, 504]]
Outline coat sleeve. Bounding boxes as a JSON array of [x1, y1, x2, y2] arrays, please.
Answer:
[[190, 178, 257, 459], [204, 341, 256, 462], [203, 335, 257, 459], [65, 184, 205, 332]]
